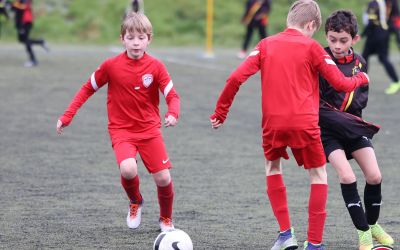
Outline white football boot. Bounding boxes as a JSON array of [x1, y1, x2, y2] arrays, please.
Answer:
[[159, 216, 175, 232], [127, 203, 142, 229]]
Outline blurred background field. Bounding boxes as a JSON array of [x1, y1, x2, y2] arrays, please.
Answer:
[[0, 0, 370, 49]]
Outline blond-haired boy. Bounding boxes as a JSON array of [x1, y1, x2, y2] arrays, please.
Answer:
[[57, 12, 180, 232], [210, 1, 369, 249]]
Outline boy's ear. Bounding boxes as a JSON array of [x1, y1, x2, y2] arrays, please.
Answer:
[[352, 34, 361, 44], [308, 20, 318, 33], [307, 20, 315, 30]]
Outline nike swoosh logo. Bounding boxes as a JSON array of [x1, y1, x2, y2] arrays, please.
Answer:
[[162, 158, 169, 164], [372, 202, 383, 206]]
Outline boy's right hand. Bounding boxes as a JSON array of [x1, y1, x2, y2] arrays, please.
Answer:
[[210, 114, 223, 129], [56, 119, 66, 134]]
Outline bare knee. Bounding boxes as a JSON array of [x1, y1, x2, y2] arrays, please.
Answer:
[[119, 158, 138, 179], [365, 173, 382, 184], [265, 159, 282, 176], [153, 169, 171, 187], [308, 165, 327, 184], [339, 173, 357, 184]]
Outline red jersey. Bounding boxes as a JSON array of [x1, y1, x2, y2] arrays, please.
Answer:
[[22, 0, 32, 23], [13, 0, 33, 23], [212, 28, 369, 139], [59, 52, 180, 140]]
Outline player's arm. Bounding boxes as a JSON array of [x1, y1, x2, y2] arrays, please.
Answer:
[[241, 0, 252, 24], [11, 0, 26, 10], [313, 43, 369, 93], [210, 43, 261, 129], [158, 62, 180, 127], [57, 62, 109, 134]]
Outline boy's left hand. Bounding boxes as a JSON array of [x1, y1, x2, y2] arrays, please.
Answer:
[[164, 115, 177, 127]]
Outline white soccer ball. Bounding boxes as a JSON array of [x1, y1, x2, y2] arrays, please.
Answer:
[[153, 229, 193, 250]]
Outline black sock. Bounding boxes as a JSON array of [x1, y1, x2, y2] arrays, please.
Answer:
[[341, 182, 369, 231], [364, 182, 382, 225]]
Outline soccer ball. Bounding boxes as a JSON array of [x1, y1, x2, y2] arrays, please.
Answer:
[[371, 246, 393, 250], [153, 229, 193, 250]]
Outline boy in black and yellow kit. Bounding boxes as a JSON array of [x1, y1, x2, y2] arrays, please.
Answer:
[[320, 10, 394, 250]]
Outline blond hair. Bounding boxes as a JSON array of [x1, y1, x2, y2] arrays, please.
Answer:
[[286, 0, 321, 30], [121, 12, 153, 39]]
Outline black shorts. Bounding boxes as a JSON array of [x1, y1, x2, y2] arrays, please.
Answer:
[[322, 135, 373, 160]]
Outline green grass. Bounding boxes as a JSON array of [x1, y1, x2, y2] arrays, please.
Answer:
[[0, 0, 371, 50]]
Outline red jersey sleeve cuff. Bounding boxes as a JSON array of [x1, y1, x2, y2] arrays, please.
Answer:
[[59, 115, 72, 126], [210, 113, 225, 124]]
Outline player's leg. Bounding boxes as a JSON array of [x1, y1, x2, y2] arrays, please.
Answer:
[[329, 149, 372, 250], [294, 141, 327, 248], [22, 23, 37, 67], [139, 136, 174, 231], [16, 25, 35, 67], [152, 169, 174, 231], [264, 145, 298, 250], [376, 32, 400, 95], [238, 24, 254, 59], [27, 22, 49, 52], [120, 158, 141, 203], [361, 35, 374, 65], [305, 165, 327, 248], [113, 140, 142, 229], [352, 147, 394, 246], [258, 22, 267, 39]]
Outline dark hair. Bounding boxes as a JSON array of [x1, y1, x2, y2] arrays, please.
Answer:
[[325, 10, 358, 38]]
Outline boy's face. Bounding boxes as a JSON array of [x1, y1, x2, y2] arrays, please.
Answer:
[[326, 30, 359, 59], [121, 31, 151, 59]]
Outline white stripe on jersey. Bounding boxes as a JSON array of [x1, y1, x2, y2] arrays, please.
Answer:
[[249, 50, 259, 57], [91, 73, 99, 91], [163, 80, 173, 97], [325, 58, 336, 65]]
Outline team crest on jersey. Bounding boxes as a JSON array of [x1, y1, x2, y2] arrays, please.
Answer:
[[142, 74, 153, 88], [352, 60, 362, 75]]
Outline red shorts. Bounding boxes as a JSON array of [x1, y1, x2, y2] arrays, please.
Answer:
[[112, 135, 171, 173], [262, 129, 326, 169]]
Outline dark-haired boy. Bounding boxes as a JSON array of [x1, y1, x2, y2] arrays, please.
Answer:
[[320, 10, 394, 250]]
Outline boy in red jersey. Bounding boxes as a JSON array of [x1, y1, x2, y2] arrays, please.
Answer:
[[210, 1, 369, 249], [56, 12, 180, 232], [320, 10, 394, 250]]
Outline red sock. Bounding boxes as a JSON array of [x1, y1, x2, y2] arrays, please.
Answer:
[[121, 175, 142, 204], [157, 181, 174, 219], [266, 174, 291, 231], [308, 184, 328, 244]]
